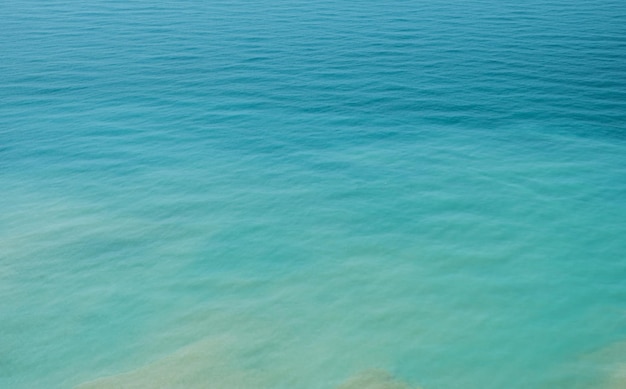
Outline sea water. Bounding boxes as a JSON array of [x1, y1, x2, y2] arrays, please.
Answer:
[[1, 1, 626, 388]]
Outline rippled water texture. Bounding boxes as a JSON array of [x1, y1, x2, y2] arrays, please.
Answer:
[[2, 0, 626, 388]]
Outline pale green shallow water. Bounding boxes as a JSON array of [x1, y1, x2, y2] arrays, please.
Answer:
[[2, 1, 626, 388]]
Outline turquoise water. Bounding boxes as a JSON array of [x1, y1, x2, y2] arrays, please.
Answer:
[[2, 0, 626, 388]]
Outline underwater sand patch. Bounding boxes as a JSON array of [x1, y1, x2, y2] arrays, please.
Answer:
[[75, 337, 260, 389], [590, 341, 626, 389], [335, 369, 419, 389], [75, 337, 418, 389]]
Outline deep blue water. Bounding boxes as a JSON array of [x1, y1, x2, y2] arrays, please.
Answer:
[[2, 1, 626, 388]]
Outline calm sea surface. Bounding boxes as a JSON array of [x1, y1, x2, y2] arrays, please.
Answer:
[[2, 1, 626, 388]]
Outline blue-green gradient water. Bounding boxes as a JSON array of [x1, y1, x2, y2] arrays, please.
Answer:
[[2, 1, 626, 388]]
